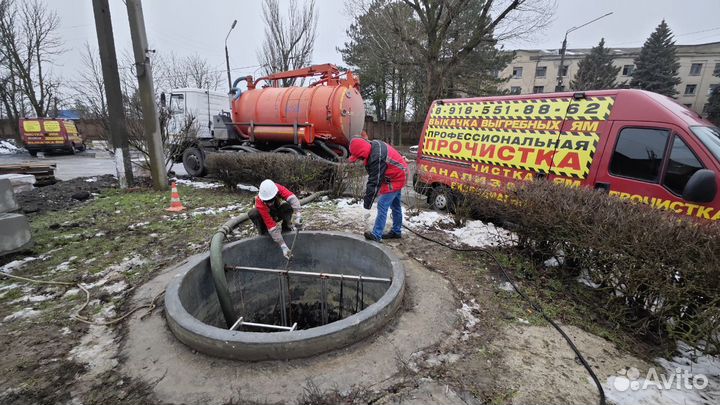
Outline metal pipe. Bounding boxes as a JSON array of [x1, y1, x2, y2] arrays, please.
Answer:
[[239, 321, 297, 331], [230, 316, 244, 331], [278, 275, 287, 326], [227, 266, 392, 284], [209, 190, 331, 327]]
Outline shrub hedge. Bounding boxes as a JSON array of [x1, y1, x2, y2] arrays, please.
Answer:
[[205, 152, 365, 197], [458, 180, 720, 354]]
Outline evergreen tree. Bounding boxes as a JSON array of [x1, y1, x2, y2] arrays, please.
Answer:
[[706, 80, 720, 126], [570, 38, 621, 90], [630, 20, 681, 97]]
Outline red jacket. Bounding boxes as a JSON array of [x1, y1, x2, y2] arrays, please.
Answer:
[[254, 183, 295, 230], [349, 139, 408, 209]]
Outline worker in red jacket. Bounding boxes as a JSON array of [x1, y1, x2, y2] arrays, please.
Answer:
[[248, 179, 302, 259], [348, 137, 408, 242]]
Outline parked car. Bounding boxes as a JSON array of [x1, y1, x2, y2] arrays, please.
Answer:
[[409, 145, 419, 154], [19, 118, 85, 156], [414, 89, 720, 221]]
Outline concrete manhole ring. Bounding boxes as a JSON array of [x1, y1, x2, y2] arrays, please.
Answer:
[[165, 231, 405, 361]]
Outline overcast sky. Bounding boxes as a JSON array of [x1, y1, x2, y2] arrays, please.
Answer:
[[49, 0, 720, 90]]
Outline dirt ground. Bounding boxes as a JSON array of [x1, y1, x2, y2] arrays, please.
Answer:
[[0, 178, 677, 405]]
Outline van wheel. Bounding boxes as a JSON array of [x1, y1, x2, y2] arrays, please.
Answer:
[[429, 186, 455, 213], [28, 150, 38, 157], [183, 147, 207, 177]]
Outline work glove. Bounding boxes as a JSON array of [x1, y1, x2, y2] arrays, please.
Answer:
[[294, 212, 303, 229], [281, 244, 292, 260], [363, 210, 372, 228]]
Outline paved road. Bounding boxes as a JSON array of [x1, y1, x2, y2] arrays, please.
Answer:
[[0, 151, 187, 181]]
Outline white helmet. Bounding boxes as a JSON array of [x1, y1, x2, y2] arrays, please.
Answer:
[[258, 179, 279, 201]]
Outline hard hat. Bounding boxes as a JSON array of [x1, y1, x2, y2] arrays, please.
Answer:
[[259, 179, 279, 201]]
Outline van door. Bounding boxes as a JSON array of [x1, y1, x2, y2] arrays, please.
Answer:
[[593, 121, 715, 220]]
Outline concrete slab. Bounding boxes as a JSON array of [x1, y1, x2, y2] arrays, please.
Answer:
[[0, 179, 18, 213], [0, 174, 35, 194], [122, 249, 458, 404], [0, 213, 32, 255]]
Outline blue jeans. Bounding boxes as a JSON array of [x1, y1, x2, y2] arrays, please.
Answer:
[[373, 191, 402, 239]]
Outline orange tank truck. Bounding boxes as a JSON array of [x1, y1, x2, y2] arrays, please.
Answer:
[[176, 64, 366, 176], [231, 64, 364, 156]]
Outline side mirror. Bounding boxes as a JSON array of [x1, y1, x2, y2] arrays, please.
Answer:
[[160, 93, 166, 107], [683, 169, 717, 203]]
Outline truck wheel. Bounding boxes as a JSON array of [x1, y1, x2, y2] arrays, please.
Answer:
[[429, 186, 455, 213], [69, 143, 77, 155], [183, 147, 207, 177], [28, 150, 38, 157]]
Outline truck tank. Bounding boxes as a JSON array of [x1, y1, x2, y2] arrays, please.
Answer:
[[229, 64, 365, 157]]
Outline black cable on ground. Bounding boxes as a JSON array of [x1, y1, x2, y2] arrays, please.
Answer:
[[400, 222, 607, 405]]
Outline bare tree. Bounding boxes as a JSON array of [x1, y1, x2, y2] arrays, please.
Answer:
[[0, 0, 63, 135], [362, 0, 553, 112], [157, 52, 223, 90], [258, 0, 318, 86]]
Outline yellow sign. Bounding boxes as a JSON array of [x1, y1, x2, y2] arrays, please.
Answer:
[[64, 121, 78, 134], [43, 120, 61, 132], [423, 96, 615, 179], [431, 96, 614, 121], [22, 120, 41, 132]]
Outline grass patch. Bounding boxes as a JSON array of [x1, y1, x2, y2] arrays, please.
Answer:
[[0, 185, 255, 324]]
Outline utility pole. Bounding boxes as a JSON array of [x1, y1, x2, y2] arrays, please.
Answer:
[[126, 0, 168, 190], [225, 20, 237, 91], [92, 0, 134, 188]]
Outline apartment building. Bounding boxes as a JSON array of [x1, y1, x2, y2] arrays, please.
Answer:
[[499, 41, 720, 114]]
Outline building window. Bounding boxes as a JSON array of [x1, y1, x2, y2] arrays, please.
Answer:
[[714, 63, 720, 76], [685, 84, 697, 95], [709, 84, 720, 95], [622, 65, 635, 76], [610, 127, 669, 182], [510, 86, 522, 95], [689, 63, 703, 76], [663, 136, 703, 195], [512, 67, 523, 79], [533, 86, 544, 93], [559, 65, 569, 77], [535, 66, 547, 78]]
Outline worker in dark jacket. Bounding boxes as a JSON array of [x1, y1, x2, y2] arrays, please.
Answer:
[[348, 137, 408, 242], [248, 179, 302, 259]]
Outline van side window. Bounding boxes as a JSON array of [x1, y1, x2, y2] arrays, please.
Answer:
[[663, 136, 703, 195], [610, 128, 670, 182]]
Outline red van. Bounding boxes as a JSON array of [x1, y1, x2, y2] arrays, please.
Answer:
[[20, 118, 85, 156], [414, 89, 720, 221]]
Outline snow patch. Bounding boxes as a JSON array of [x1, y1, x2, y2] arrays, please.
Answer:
[[447, 220, 515, 248], [174, 178, 222, 189], [69, 322, 118, 379], [0, 140, 21, 154], [457, 299, 481, 339], [85, 177, 97, 183], [604, 342, 720, 405], [128, 221, 149, 230], [102, 281, 128, 295], [0, 256, 37, 274], [3, 307, 41, 322], [237, 183, 259, 192], [405, 211, 453, 228], [191, 204, 246, 217]]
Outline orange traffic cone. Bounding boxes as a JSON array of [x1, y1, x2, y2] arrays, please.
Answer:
[[165, 182, 186, 212]]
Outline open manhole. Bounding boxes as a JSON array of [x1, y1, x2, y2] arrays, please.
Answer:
[[165, 231, 405, 360]]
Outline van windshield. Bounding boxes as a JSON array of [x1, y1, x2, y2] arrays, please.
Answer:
[[691, 126, 720, 163]]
